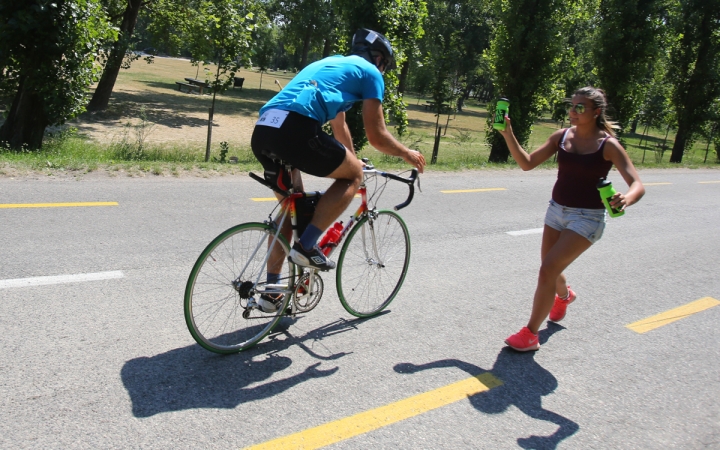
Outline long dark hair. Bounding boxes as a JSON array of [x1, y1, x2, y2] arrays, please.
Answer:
[[574, 86, 618, 137]]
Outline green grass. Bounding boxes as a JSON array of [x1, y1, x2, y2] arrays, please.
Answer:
[[1, 56, 718, 176]]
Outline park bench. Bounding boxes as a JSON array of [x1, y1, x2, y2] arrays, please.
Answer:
[[233, 77, 245, 90], [424, 101, 453, 113], [175, 81, 201, 94], [183, 78, 210, 94]]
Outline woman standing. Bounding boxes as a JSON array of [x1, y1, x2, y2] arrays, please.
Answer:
[[499, 87, 645, 351]]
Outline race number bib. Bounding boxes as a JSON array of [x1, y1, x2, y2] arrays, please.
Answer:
[[256, 109, 289, 128]]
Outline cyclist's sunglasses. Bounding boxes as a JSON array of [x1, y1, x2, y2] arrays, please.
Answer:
[[566, 103, 588, 114]]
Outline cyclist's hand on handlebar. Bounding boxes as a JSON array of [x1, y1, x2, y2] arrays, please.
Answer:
[[404, 149, 426, 173]]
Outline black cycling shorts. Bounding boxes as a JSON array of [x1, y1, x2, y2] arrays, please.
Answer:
[[251, 111, 348, 179]]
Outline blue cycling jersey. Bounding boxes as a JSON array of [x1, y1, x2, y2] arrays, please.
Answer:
[[259, 55, 384, 124]]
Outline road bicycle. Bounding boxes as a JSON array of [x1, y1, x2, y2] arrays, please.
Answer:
[[184, 160, 419, 354]]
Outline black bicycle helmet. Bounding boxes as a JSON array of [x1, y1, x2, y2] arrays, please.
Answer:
[[350, 28, 397, 71]]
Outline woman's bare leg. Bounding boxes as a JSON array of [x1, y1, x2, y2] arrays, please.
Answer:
[[540, 226, 570, 299], [527, 227, 592, 334]]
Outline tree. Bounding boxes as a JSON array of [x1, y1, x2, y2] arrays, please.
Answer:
[[86, 0, 148, 112], [0, 0, 116, 149], [485, 0, 569, 162], [556, 0, 599, 96], [334, 0, 427, 151], [593, 0, 670, 135], [667, 0, 720, 163], [269, 0, 334, 69], [416, 0, 487, 163], [185, 0, 258, 161], [253, 23, 279, 90]]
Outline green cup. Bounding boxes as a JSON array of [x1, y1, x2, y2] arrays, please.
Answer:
[[493, 98, 510, 131], [597, 178, 625, 218]]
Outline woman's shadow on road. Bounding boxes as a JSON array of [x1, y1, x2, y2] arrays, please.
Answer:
[[394, 322, 578, 450]]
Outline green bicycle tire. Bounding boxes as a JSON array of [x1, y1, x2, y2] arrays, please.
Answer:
[[184, 222, 294, 353], [336, 210, 411, 318]]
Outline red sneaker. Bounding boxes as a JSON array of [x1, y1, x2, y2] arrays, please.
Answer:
[[505, 327, 540, 351], [549, 287, 576, 322]]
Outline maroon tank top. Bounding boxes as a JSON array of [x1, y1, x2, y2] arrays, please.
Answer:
[[551, 129, 613, 209]]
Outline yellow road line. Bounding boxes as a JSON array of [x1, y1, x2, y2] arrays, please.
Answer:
[[246, 372, 502, 450], [698, 181, 720, 184], [626, 297, 720, 334], [441, 188, 506, 194], [0, 202, 118, 209], [643, 182, 672, 186]]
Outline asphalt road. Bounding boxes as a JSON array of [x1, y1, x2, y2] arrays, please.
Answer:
[[1, 168, 718, 449]]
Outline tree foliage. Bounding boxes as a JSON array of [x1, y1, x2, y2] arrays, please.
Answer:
[[0, 0, 116, 149], [86, 0, 149, 111], [667, 0, 720, 162], [333, 0, 427, 151], [415, 0, 490, 163], [485, 0, 568, 162], [268, 0, 335, 69], [593, 0, 671, 135]]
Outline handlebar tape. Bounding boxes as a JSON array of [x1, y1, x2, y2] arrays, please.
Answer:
[[381, 169, 418, 211]]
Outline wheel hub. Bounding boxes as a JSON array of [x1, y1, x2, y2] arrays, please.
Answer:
[[233, 280, 256, 299]]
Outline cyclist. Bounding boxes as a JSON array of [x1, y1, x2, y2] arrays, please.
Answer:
[[251, 28, 425, 311]]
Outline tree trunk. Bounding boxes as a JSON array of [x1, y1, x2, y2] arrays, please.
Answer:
[[488, 134, 509, 163], [0, 76, 49, 150], [300, 29, 312, 69], [431, 115, 441, 164], [630, 117, 639, 134], [670, 123, 691, 163], [398, 59, 410, 94], [322, 37, 332, 58], [87, 0, 143, 112]]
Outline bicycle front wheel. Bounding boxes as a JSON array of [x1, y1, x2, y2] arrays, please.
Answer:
[[336, 210, 411, 317], [184, 223, 295, 353]]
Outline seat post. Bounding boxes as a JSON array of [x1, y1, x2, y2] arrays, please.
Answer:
[[287, 165, 303, 193]]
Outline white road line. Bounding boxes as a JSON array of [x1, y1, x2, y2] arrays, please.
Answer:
[[506, 228, 543, 236], [0, 271, 124, 289]]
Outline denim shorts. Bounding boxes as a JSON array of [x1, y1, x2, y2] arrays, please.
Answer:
[[544, 199, 606, 244]]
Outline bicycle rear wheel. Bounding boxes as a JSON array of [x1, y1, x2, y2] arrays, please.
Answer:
[[336, 210, 411, 317], [184, 222, 295, 353]]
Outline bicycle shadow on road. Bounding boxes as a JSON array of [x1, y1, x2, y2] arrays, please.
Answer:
[[121, 315, 375, 418], [393, 322, 578, 450]]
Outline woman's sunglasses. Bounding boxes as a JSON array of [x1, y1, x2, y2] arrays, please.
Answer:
[[566, 103, 587, 114]]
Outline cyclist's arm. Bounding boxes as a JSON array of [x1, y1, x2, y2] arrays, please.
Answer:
[[329, 112, 354, 153], [362, 98, 425, 172]]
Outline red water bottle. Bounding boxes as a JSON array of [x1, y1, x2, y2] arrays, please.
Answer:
[[319, 221, 343, 255]]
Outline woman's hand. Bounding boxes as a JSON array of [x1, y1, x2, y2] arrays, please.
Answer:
[[609, 192, 627, 211], [498, 115, 514, 139]]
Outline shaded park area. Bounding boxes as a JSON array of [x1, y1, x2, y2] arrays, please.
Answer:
[[2, 55, 713, 177]]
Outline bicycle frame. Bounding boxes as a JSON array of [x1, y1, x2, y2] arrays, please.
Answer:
[[245, 164, 418, 314]]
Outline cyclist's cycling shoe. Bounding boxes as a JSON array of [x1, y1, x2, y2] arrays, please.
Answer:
[[289, 242, 336, 271], [257, 293, 284, 313]]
